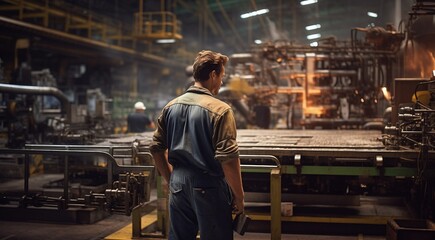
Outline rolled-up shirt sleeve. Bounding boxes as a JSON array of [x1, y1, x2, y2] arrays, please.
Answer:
[[149, 110, 168, 153], [214, 108, 239, 162]]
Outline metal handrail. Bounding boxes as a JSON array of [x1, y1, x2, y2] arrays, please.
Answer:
[[25, 144, 135, 158], [134, 11, 182, 39], [240, 154, 281, 168]]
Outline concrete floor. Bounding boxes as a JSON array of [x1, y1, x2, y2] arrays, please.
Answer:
[[0, 216, 386, 240], [235, 233, 385, 240], [0, 214, 131, 240], [0, 189, 392, 240]]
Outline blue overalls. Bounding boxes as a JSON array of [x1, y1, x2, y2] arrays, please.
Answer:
[[169, 166, 233, 240]]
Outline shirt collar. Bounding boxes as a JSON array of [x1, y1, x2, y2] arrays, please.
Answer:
[[186, 85, 213, 96]]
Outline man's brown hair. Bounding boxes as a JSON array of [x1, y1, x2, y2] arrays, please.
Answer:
[[192, 50, 229, 82]]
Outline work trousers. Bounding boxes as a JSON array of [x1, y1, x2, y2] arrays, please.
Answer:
[[168, 167, 233, 240]]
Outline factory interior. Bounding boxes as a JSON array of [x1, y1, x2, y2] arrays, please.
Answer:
[[0, 0, 435, 239]]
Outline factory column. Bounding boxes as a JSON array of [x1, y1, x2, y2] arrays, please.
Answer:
[[131, 62, 138, 97]]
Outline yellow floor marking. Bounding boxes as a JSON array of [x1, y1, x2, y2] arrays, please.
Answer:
[[105, 210, 158, 240]]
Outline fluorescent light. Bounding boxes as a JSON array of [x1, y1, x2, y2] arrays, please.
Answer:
[[156, 39, 176, 43], [241, 9, 269, 19], [300, 0, 317, 6], [305, 24, 321, 31], [307, 33, 321, 40], [254, 39, 262, 44], [310, 42, 318, 47], [367, 12, 378, 18], [306, 53, 315, 57]]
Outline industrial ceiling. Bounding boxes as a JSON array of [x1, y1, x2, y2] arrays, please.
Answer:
[[2, 0, 409, 53], [0, 0, 426, 100]]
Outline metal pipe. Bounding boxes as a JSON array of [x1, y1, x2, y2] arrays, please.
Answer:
[[26, 144, 131, 152], [0, 83, 70, 113]]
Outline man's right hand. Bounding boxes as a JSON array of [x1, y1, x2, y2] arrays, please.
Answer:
[[233, 195, 245, 214]]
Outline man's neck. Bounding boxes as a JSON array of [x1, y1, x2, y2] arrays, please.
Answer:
[[194, 81, 212, 92]]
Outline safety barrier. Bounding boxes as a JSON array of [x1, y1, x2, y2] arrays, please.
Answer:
[[240, 155, 281, 240], [0, 147, 153, 209]]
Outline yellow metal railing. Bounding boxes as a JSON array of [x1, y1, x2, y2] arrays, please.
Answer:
[[0, 0, 134, 47], [134, 11, 182, 40], [0, 0, 187, 62], [240, 155, 282, 240]]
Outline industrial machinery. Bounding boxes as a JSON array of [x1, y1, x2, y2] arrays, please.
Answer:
[[380, 0, 435, 221], [0, 80, 114, 147], [381, 76, 435, 220], [0, 68, 150, 224], [220, 27, 403, 129]]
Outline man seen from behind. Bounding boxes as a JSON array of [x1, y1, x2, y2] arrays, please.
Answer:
[[150, 50, 245, 240]]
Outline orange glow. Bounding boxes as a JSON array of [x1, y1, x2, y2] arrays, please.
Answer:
[[305, 106, 325, 115], [403, 40, 435, 78]]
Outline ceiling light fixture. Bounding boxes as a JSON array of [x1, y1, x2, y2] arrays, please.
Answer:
[[300, 0, 318, 6], [156, 39, 176, 43], [255, 39, 262, 44], [307, 33, 321, 40], [305, 24, 321, 31], [367, 12, 378, 18], [240, 9, 269, 19]]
